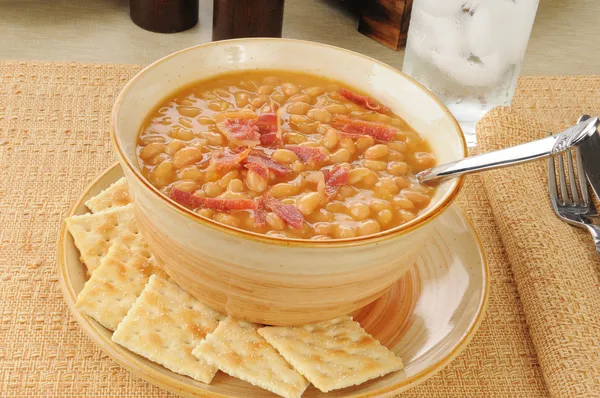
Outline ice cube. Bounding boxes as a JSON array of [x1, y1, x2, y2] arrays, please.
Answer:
[[466, 0, 537, 64], [431, 51, 509, 87]]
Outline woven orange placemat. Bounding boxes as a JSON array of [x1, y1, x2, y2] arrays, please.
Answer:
[[0, 61, 546, 397]]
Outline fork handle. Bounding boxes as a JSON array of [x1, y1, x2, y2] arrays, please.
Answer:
[[584, 224, 600, 255]]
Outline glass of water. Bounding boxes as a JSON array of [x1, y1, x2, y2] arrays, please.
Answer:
[[402, 0, 540, 146]]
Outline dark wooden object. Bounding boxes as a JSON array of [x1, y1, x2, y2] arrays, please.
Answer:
[[358, 0, 414, 50], [130, 0, 199, 33], [212, 0, 285, 41]]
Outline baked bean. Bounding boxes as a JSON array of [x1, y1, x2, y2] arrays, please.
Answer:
[[257, 85, 275, 95], [140, 135, 167, 145], [196, 116, 215, 125], [377, 209, 394, 226], [350, 202, 370, 221], [218, 170, 240, 188], [323, 128, 338, 149], [173, 147, 204, 169], [214, 212, 240, 228], [172, 180, 198, 193], [198, 208, 215, 219], [338, 185, 357, 199], [312, 209, 333, 222], [285, 132, 308, 144], [204, 132, 225, 146], [339, 138, 356, 155], [402, 190, 431, 207], [314, 222, 334, 236], [305, 86, 325, 97], [330, 148, 350, 163], [287, 102, 311, 115], [272, 149, 298, 164], [370, 199, 392, 213], [270, 183, 300, 198], [227, 178, 244, 193], [150, 160, 173, 188], [289, 93, 311, 103], [271, 91, 286, 103], [413, 152, 436, 171], [394, 177, 410, 190], [169, 126, 194, 141], [292, 121, 319, 135], [324, 104, 349, 114], [281, 83, 300, 97], [140, 142, 166, 161], [307, 108, 332, 123], [165, 140, 186, 155], [348, 168, 371, 184], [388, 151, 405, 161], [291, 161, 305, 173], [335, 225, 357, 239], [393, 195, 414, 210], [234, 92, 250, 107], [266, 213, 285, 230], [297, 192, 321, 216], [364, 144, 389, 159], [177, 106, 201, 118], [361, 171, 380, 188], [203, 181, 223, 198], [379, 178, 400, 195], [147, 153, 169, 166], [363, 160, 387, 171], [357, 219, 381, 236], [355, 136, 375, 152], [388, 141, 408, 153], [239, 80, 257, 91], [250, 94, 269, 108], [178, 166, 204, 181], [388, 161, 409, 176], [398, 209, 417, 223], [246, 170, 268, 193]]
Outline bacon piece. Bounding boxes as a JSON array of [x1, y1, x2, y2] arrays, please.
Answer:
[[257, 113, 278, 134], [323, 164, 350, 199], [210, 148, 251, 171], [331, 115, 396, 142], [286, 145, 328, 163], [339, 88, 389, 114], [171, 188, 255, 211], [216, 118, 261, 147], [244, 151, 290, 176], [259, 132, 279, 146], [254, 196, 267, 227], [244, 162, 269, 180], [263, 194, 304, 229]]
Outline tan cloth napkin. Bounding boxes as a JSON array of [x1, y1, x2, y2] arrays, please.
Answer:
[[478, 107, 600, 397]]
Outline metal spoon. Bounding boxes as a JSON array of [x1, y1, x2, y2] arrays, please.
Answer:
[[416, 116, 600, 184]]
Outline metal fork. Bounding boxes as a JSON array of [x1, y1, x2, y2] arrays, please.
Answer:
[[548, 139, 600, 255]]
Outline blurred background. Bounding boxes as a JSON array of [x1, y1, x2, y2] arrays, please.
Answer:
[[0, 0, 597, 74]]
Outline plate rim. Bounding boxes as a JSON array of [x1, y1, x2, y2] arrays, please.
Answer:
[[57, 163, 490, 398]]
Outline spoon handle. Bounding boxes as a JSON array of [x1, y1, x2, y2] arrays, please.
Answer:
[[417, 116, 599, 184]]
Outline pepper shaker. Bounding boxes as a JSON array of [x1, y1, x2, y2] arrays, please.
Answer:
[[212, 0, 285, 41]]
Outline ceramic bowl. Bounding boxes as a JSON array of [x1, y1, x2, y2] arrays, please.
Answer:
[[110, 38, 467, 326]]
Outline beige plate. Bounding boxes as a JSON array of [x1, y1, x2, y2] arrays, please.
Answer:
[[58, 164, 489, 397]]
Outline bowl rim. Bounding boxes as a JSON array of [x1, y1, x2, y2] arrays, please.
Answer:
[[110, 38, 467, 248]]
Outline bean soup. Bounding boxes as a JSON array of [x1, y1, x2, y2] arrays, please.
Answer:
[[136, 70, 437, 240]]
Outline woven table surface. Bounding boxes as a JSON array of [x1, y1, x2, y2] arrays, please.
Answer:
[[1, 62, 594, 397]]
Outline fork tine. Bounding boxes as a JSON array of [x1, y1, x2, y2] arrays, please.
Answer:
[[548, 155, 560, 209], [557, 153, 571, 205], [575, 146, 590, 205], [566, 149, 580, 204]]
